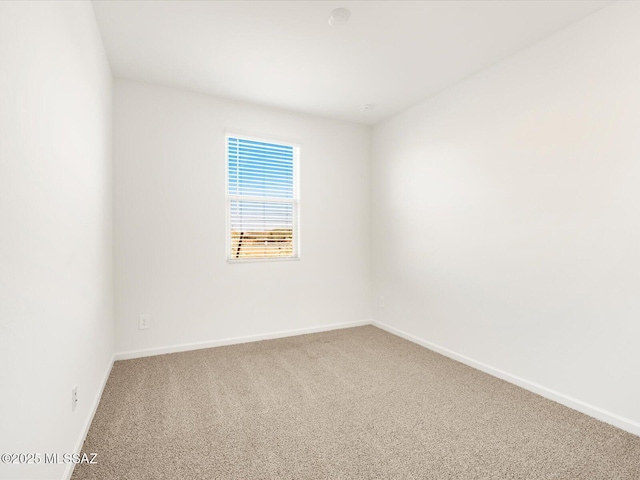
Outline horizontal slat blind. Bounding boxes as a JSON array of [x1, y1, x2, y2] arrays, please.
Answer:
[[227, 136, 297, 260]]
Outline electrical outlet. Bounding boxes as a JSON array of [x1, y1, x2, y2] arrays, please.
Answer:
[[72, 385, 78, 411], [139, 314, 150, 330], [379, 296, 385, 309]]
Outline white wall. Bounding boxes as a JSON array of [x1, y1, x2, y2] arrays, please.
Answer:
[[0, 2, 114, 479], [372, 1, 640, 430], [114, 79, 371, 355]]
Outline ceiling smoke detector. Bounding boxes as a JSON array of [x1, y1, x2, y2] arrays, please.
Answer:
[[328, 8, 351, 27], [360, 104, 375, 113]]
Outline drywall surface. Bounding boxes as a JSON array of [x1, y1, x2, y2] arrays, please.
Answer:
[[372, 1, 640, 426], [114, 80, 371, 354], [0, 2, 114, 479]]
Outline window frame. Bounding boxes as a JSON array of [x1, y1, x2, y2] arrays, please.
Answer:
[[225, 132, 300, 263]]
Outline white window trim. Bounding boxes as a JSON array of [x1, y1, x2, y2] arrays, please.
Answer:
[[225, 133, 300, 263]]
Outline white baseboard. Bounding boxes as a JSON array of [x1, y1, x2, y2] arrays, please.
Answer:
[[114, 319, 371, 361], [371, 319, 640, 438], [69, 317, 638, 480], [63, 354, 115, 480]]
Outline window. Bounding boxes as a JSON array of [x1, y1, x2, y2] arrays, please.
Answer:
[[226, 135, 299, 261]]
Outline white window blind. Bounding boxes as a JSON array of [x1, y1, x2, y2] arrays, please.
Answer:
[[226, 135, 299, 260]]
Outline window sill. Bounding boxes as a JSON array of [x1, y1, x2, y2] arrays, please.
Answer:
[[226, 256, 300, 264]]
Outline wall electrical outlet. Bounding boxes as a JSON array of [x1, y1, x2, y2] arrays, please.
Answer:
[[72, 385, 78, 411], [139, 314, 150, 330], [379, 296, 385, 309]]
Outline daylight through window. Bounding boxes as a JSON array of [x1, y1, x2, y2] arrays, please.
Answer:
[[226, 135, 299, 260]]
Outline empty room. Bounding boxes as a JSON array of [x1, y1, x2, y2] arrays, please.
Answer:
[[2, 0, 640, 479]]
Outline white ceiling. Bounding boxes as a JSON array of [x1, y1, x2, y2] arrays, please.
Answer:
[[92, 0, 612, 125]]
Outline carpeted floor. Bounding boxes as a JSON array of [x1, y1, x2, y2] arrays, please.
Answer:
[[72, 325, 640, 479]]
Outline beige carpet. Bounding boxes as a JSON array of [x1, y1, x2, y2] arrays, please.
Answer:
[[72, 326, 640, 479]]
